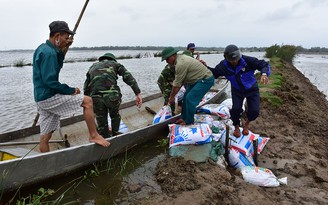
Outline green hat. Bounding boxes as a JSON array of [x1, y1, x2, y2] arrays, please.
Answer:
[[99, 53, 117, 61], [161, 47, 179, 61]]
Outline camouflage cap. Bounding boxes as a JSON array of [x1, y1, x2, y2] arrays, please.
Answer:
[[99, 53, 117, 61]]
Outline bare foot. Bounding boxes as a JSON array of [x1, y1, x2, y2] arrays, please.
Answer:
[[242, 127, 249, 135], [180, 120, 186, 125], [89, 135, 110, 147], [242, 120, 250, 135], [233, 126, 241, 138], [176, 119, 186, 125]]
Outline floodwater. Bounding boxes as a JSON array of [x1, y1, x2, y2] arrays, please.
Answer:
[[0, 51, 327, 133], [293, 53, 328, 98], [1, 138, 166, 204], [0, 50, 266, 133], [0, 50, 328, 204]]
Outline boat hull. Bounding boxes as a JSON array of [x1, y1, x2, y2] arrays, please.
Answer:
[[0, 79, 228, 192]]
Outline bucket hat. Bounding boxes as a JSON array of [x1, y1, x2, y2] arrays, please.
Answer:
[[161, 47, 179, 61], [99, 53, 117, 61]]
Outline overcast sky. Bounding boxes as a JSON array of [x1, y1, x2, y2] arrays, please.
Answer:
[[1, 0, 327, 50]]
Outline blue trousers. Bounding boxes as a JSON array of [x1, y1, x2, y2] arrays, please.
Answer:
[[230, 87, 260, 126], [181, 76, 214, 125]]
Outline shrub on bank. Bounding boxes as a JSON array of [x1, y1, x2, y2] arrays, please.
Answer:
[[265, 44, 297, 63]]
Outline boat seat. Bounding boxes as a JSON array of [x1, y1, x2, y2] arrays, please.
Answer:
[[0, 148, 39, 161]]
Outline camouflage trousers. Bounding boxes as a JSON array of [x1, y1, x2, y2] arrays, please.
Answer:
[[92, 94, 122, 138]]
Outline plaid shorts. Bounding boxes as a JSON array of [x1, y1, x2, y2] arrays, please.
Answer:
[[36, 94, 84, 135]]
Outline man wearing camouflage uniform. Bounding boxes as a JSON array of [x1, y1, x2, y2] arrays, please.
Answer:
[[84, 53, 142, 137], [157, 64, 183, 115]]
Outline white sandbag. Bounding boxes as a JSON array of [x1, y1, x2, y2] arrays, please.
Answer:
[[252, 135, 270, 155], [108, 116, 129, 133], [194, 114, 215, 127], [220, 127, 256, 155], [197, 104, 230, 119], [152, 105, 172, 124], [220, 98, 246, 110], [228, 147, 255, 169], [220, 98, 233, 110], [198, 92, 217, 106], [240, 166, 288, 187], [212, 119, 232, 131], [168, 123, 212, 148], [219, 127, 269, 156], [175, 86, 186, 102]]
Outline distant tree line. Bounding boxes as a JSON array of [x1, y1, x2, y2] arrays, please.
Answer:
[[70, 46, 269, 52], [70, 45, 328, 54]]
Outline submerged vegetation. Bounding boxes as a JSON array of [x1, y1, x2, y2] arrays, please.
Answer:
[[2, 44, 326, 68]]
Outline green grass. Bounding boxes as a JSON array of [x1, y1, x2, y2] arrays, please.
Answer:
[[260, 92, 282, 108], [258, 58, 284, 108], [269, 56, 284, 69]]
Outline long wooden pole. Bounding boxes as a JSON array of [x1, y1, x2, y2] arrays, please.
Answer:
[[32, 0, 90, 127], [72, 0, 90, 34]]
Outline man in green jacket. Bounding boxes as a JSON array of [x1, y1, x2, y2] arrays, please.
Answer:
[[84, 53, 142, 137], [33, 21, 110, 152], [161, 47, 214, 125]]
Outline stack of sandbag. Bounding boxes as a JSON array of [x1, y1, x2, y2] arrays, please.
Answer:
[[214, 126, 270, 169], [194, 113, 233, 136], [168, 123, 227, 164], [195, 100, 286, 186]]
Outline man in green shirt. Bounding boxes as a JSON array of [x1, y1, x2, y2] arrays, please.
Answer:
[[33, 21, 110, 152], [161, 47, 214, 125], [182, 43, 200, 60]]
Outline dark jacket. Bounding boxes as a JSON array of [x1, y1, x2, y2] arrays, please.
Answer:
[[33, 40, 75, 102], [208, 55, 270, 92]]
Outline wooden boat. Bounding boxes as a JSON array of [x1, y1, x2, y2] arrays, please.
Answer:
[[0, 79, 228, 192]]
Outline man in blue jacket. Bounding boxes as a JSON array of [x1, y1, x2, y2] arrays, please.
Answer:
[[33, 21, 110, 152], [208, 44, 270, 137]]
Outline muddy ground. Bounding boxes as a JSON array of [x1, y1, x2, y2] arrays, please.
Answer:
[[120, 61, 328, 205]]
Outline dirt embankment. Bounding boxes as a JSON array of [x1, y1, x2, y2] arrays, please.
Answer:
[[123, 61, 328, 205]]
